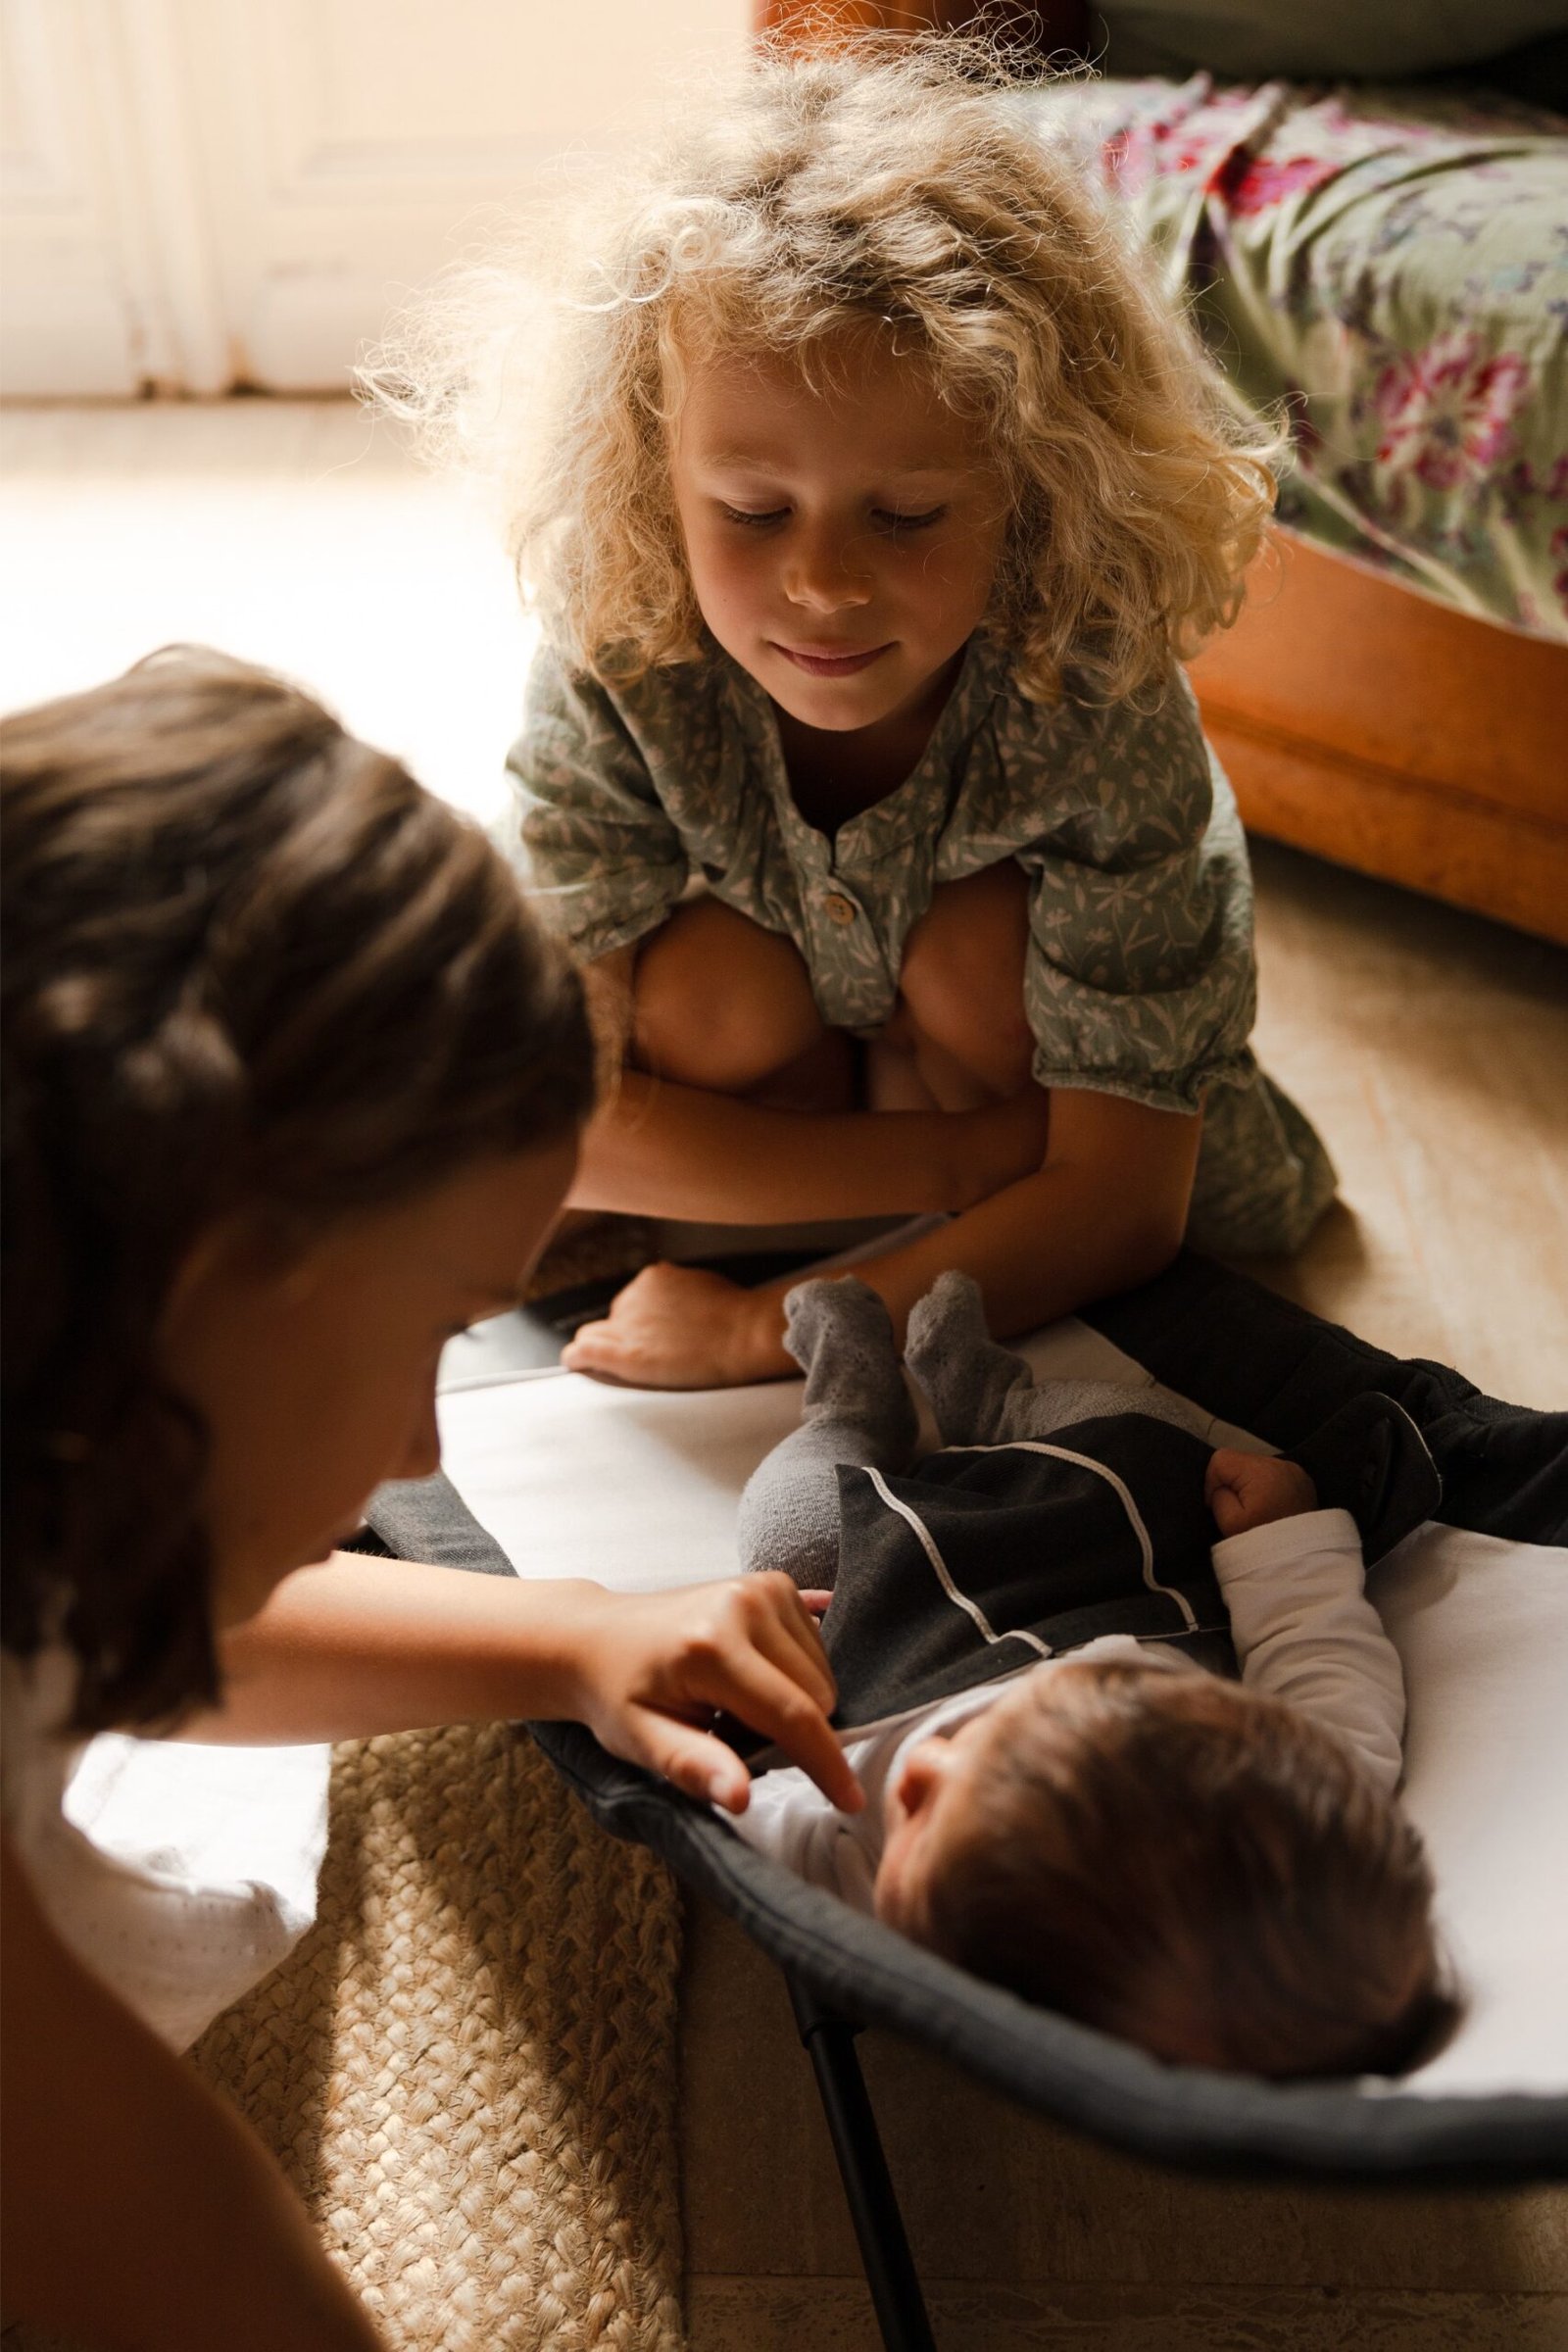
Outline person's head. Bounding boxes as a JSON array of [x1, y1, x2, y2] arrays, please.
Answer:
[[2, 649, 595, 1732], [874, 1662, 1456, 2079], [372, 38, 1274, 714]]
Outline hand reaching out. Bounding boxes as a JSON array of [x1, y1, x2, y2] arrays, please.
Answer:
[[1205, 1448, 1318, 1539], [561, 1573, 862, 1816]]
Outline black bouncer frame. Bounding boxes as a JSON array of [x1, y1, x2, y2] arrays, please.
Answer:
[[373, 1252, 1568, 2352]]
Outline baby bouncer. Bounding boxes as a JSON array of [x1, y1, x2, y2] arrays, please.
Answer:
[[368, 1251, 1568, 2352]]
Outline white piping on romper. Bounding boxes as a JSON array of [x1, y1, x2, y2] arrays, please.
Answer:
[[962, 1442, 1200, 1632], [862, 1439, 1200, 1641], [862, 1467, 1054, 1661]]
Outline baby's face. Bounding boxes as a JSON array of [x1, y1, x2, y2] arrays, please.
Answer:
[[670, 330, 1008, 742], [873, 1660, 1166, 1940]]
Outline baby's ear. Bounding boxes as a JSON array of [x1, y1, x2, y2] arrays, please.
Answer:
[[894, 1735, 964, 1819]]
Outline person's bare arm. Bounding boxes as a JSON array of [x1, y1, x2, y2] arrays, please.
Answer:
[[570, 1066, 1052, 1222], [178, 1554, 862, 1815], [1, 1832, 382, 2352], [564, 1089, 1200, 1387], [572, 934, 1051, 1223]]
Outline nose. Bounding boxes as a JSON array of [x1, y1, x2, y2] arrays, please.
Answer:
[[782, 517, 873, 614], [397, 1388, 442, 1484]]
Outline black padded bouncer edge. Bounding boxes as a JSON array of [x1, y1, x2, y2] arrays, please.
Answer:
[[530, 1719, 1568, 2185], [368, 1251, 1568, 2186]]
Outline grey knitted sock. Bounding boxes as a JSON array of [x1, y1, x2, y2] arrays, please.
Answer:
[[905, 1269, 1213, 1448], [904, 1271, 1038, 1446], [736, 1279, 917, 1587]]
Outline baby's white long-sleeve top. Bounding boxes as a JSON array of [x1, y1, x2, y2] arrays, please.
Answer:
[[728, 1505, 1404, 1913]]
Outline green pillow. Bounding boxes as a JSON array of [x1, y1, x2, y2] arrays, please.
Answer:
[[1096, 0, 1568, 80]]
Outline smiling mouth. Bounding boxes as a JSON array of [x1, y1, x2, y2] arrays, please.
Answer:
[[773, 642, 894, 678]]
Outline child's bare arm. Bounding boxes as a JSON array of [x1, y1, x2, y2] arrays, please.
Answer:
[[564, 1087, 1197, 1387], [177, 1552, 861, 1815], [571, 1066, 1052, 1223]]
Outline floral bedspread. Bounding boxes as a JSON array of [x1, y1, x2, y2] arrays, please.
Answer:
[[1014, 78, 1568, 640]]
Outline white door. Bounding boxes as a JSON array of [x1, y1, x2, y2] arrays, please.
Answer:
[[0, 0, 744, 397]]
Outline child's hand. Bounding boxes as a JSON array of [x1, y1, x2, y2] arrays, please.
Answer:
[[562, 1575, 862, 1815], [1205, 1448, 1318, 1539], [562, 1261, 792, 1389]]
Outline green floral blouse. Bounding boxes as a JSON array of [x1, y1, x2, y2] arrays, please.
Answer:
[[507, 634, 1336, 1254]]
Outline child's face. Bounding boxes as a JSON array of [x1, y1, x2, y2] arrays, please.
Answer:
[[156, 1139, 576, 1629], [670, 332, 1008, 739]]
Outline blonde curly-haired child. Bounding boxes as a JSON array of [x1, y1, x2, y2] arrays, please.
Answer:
[[378, 37, 1335, 1390]]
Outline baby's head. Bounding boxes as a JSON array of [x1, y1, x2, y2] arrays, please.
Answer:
[[874, 1663, 1455, 2079], [379, 40, 1275, 710]]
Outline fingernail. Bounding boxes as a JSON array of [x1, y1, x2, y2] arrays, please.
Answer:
[[709, 1770, 742, 1809]]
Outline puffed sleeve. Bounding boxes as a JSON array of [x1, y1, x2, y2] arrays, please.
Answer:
[[505, 644, 690, 962], [1015, 677, 1258, 1113]]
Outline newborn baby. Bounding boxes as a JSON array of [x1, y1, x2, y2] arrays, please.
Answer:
[[731, 1273, 1454, 2080]]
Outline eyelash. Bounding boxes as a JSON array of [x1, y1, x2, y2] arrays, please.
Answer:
[[718, 504, 948, 535]]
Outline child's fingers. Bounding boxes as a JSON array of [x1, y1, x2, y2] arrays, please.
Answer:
[[798, 1589, 834, 1619], [744, 1572, 838, 1708], [698, 1644, 862, 1812], [631, 1711, 755, 1812]]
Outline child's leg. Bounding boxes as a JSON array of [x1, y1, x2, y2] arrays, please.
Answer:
[[906, 1270, 1213, 1447], [633, 896, 850, 1104], [737, 1279, 918, 1587], [903, 1270, 1041, 1446], [894, 862, 1036, 1108]]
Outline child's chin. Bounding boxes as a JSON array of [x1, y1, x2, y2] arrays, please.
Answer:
[[771, 676, 897, 732]]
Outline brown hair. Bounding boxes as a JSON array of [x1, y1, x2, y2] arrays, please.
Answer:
[[922, 1666, 1457, 2080], [2, 648, 595, 1734]]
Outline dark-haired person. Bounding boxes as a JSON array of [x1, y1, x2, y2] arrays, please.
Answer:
[[1, 650, 861, 2352]]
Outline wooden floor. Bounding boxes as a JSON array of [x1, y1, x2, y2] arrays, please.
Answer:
[[5, 400, 1565, 2348]]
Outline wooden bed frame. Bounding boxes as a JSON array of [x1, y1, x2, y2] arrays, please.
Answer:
[[756, 2, 1568, 945]]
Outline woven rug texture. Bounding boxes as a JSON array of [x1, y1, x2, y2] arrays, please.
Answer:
[[191, 1719, 686, 2352]]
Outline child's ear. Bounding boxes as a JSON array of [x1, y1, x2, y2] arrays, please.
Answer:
[[896, 1735, 964, 1820]]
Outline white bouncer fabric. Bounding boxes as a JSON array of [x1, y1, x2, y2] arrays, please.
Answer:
[[435, 1320, 1568, 2103]]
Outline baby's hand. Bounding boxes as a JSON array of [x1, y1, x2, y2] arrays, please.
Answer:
[[1205, 1448, 1318, 1539]]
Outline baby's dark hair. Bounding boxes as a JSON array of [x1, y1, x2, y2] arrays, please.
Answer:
[[922, 1665, 1458, 2080], [2, 649, 595, 1733]]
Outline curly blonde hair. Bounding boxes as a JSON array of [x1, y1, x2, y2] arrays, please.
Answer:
[[368, 36, 1277, 705]]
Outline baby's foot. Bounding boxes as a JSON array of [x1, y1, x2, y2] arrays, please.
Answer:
[[905, 1271, 1035, 1448], [785, 1279, 914, 1439]]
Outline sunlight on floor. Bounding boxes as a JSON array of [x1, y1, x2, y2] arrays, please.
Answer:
[[0, 398, 531, 829]]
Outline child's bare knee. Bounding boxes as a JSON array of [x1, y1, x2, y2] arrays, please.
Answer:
[[631, 901, 823, 1090], [900, 865, 1034, 1091]]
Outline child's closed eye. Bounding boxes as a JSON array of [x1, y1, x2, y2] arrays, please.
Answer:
[[719, 503, 789, 529], [872, 506, 947, 535]]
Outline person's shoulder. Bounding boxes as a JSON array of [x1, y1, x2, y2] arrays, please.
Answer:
[[986, 658, 1214, 856], [525, 637, 733, 754]]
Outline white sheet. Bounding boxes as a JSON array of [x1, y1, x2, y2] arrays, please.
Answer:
[[437, 1327, 1568, 2100]]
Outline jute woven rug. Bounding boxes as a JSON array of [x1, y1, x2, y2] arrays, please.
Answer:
[[191, 1719, 686, 2352]]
